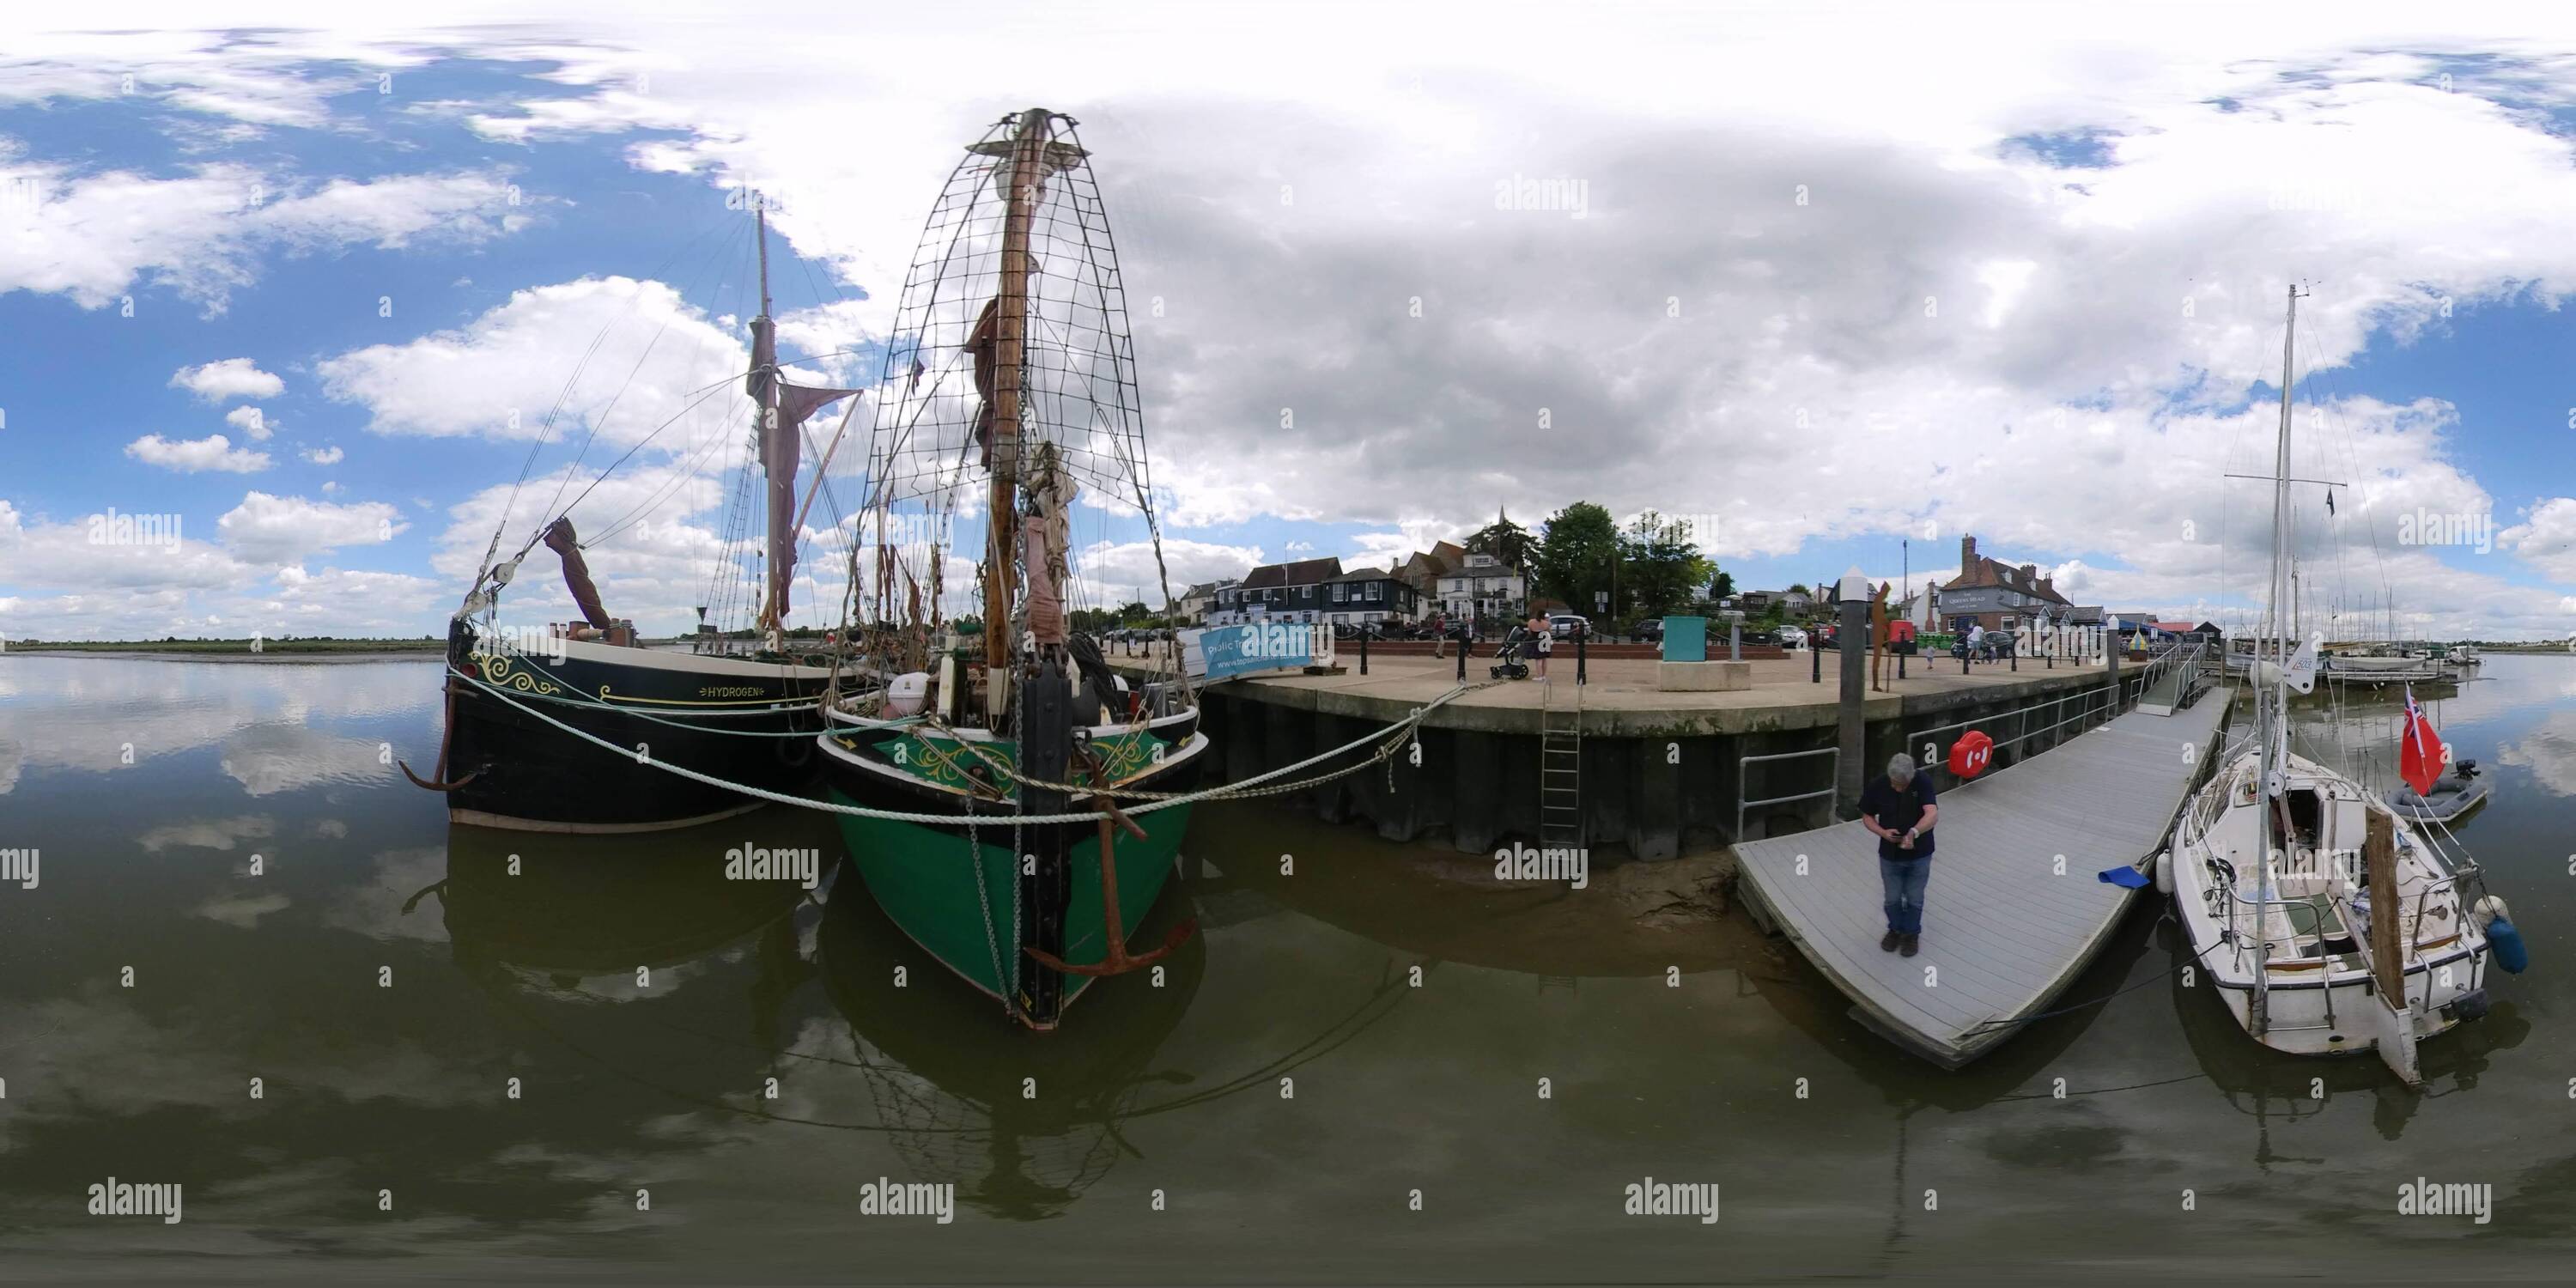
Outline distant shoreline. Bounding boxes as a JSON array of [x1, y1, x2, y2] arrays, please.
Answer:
[[1, 641, 445, 664]]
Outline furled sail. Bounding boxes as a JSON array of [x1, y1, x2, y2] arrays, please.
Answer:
[[542, 517, 612, 630], [746, 312, 858, 631]]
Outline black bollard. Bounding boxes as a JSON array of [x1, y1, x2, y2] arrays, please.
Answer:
[[1577, 624, 1589, 686], [1455, 628, 1467, 682], [1812, 634, 1822, 683], [1359, 628, 1369, 675]]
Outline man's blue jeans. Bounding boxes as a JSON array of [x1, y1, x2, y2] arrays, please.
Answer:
[[1880, 855, 1931, 937]]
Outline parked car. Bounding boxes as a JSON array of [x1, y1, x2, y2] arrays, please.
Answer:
[[1633, 618, 1664, 644], [1741, 627, 1778, 646], [1547, 612, 1589, 640], [1777, 624, 1808, 649]]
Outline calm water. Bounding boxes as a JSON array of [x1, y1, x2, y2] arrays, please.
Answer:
[[0, 653, 2567, 1282]]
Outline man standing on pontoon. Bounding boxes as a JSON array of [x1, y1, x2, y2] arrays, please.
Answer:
[[1860, 752, 1939, 957]]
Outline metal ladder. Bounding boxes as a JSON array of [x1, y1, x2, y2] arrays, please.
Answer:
[[1540, 678, 1583, 847]]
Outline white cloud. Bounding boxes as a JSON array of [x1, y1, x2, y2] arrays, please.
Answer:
[[223, 404, 272, 440], [173, 358, 283, 401], [216, 491, 404, 562], [304, 446, 343, 465], [125, 432, 271, 473], [2, 162, 529, 312], [317, 276, 747, 451]]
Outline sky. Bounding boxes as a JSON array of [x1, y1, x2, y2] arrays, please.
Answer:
[[8, 3, 2576, 640]]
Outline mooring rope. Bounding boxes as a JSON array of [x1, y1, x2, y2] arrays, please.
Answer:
[[447, 665, 1489, 825]]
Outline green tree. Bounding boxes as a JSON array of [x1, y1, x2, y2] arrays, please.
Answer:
[[1708, 568, 1735, 601], [1533, 501, 1620, 616], [1620, 511, 1714, 618], [1465, 509, 1535, 571]]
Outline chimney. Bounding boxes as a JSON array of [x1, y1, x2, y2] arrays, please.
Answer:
[[2020, 563, 2038, 581], [1960, 534, 1977, 569], [2039, 576, 2056, 596]]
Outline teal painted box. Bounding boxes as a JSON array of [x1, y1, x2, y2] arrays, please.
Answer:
[[1663, 616, 1707, 662]]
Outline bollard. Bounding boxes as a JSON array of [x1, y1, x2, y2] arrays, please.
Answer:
[[1729, 622, 1741, 662], [1899, 647, 1907, 681], [1811, 635, 1822, 683], [1455, 628, 1467, 682], [1577, 624, 1588, 686], [2010, 640, 2017, 672], [1359, 629, 1369, 676]]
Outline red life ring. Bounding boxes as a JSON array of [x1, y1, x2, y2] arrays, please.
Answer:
[[1948, 729, 1995, 778]]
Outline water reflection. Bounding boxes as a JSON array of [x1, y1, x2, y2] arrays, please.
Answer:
[[0, 655, 434, 795], [817, 883, 1206, 1221]]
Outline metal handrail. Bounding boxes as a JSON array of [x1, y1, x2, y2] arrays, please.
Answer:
[[1906, 683, 2114, 771], [2206, 860, 2339, 1031], [1735, 745, 1838, 841]]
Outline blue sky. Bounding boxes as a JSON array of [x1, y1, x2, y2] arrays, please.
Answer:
[[7, 8, 2576, 640]]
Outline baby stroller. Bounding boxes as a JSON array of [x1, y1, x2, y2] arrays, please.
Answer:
[[1489, 625, 1534, 680]]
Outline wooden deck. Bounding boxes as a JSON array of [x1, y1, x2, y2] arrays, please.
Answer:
[[1734, 691, 2230, 1068]]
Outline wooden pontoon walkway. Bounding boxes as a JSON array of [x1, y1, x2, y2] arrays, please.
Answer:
[[1734, 691, 2230, 1068]]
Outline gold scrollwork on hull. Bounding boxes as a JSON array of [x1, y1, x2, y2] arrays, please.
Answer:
[[477, 651, 562, 696]]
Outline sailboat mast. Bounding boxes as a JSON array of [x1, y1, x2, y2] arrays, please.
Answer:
[[2259, 283, 2300, 814], [750, 197, 794, 649], [985, 107, 1049, 674]]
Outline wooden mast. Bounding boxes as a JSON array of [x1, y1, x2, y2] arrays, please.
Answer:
[[986, 107, 1049, 681], [753, 197, 789, 649]]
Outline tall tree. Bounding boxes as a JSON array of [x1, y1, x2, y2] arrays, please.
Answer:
[[1465, 507, 1534, 571], [1533, 501, 1620, 616], [1707, 568, 1735, 601], [1620, 511, 1714, 617]]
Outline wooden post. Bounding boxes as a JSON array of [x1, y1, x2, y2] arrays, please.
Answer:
[[1837, 592, 1867, 817], [2365, 807, 2402, 1001]]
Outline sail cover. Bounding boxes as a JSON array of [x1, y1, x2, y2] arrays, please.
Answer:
[[746, 313, 858, 629]]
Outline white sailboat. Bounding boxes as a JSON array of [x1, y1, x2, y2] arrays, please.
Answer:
[[2164, 285, 2500, 1084]]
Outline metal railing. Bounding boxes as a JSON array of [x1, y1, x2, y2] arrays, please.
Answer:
[[2205, 862, 2339, 1036], [1736, 745, 1838, 841], [1905, 683, 2117, 782]]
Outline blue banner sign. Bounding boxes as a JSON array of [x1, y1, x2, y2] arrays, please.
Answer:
[[1191, 622, 1313, 680]]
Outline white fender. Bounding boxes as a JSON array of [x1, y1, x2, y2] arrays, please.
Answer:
[[2153, 848, 2173, 896]]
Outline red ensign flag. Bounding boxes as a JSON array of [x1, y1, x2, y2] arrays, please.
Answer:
[[2399, 686, 2445, 798]]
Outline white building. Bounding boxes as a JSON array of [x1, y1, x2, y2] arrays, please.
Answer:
[[1434, 553, 1527, 623]]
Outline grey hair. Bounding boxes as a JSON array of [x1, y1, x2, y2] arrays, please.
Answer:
[[1887, 753, 1917, 781]]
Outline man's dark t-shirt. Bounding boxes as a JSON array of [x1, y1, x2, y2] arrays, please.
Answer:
[[1860, 773, 1937, 860]]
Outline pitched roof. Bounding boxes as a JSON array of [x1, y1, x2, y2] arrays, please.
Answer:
[[1941, 552, 2071, 605], [1430, 540, 1467, 568], [1329, 566, 1398, 582], [1241, 556, 1343, 589]]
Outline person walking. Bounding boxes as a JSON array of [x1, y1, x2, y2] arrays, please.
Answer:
[[1860, 752, 1939, 957], [1528, 611, 1553, 681], [1430, 611, 1449, 659], [1966, 621, 1985, 665]]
